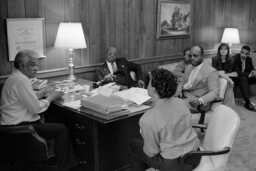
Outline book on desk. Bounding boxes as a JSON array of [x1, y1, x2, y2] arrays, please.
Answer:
[[81, 94, 130, 114], [80, 94, 151, 120]]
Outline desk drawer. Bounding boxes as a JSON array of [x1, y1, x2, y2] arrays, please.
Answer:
[[68, 114, 93, 170]]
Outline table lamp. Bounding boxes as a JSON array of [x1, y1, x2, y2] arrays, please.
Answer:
[[221, 28, 240, 54], [54, 22, 87, 81]]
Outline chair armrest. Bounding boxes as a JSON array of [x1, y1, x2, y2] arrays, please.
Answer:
[[0, 125, 51, 162], [0, 125, 34, 134], [180, 147, 230, 163], [192, 124, 207, 129]]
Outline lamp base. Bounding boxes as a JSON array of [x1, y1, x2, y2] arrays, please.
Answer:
[[67, 74, 76, 81], [67, 49, 76, 81]]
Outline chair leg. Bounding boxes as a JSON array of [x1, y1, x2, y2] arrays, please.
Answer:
[[198, 111, 205, 133]]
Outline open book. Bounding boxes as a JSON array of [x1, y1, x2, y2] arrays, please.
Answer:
[[113, 87, 151, 105]]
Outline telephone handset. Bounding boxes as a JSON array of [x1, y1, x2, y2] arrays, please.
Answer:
[[31, 78, 48, 90]]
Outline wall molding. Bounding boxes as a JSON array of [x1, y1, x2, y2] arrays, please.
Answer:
[[0, 49, 217, 84]]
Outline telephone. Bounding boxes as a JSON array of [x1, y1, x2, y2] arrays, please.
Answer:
[[31, 78, 48, 90]]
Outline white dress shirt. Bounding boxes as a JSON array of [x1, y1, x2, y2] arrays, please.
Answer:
[[0, 70, 49, 125], [183, 63, 203, 90], [107, 61, 117, 74], [139, 97, 199, 159]]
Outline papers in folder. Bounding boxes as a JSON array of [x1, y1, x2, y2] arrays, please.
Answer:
[[81, 94, 130, 114], [113, 87, 151, 105]]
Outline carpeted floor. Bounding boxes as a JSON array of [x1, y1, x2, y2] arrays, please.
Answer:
[[225, 97, 256, 171]]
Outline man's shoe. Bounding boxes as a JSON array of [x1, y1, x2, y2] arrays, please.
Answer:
[[245, 103, 256, 112]]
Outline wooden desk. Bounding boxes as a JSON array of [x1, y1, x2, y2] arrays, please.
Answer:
[[46, 79, 148, 171]]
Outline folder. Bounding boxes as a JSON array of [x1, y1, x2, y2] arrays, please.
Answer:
[[81, 94, 130, 114]]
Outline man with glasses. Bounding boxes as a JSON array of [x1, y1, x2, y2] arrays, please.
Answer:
[[175, 46, 219, 113], [232, 46, 256, 111]]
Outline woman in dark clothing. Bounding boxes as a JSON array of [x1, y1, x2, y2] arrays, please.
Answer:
[[212, 43, 236, 110]]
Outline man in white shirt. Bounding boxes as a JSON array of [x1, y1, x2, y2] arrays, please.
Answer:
[[0, 49, 76, 171]]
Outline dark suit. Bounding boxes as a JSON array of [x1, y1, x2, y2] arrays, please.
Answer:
[[96, 58, 143, 88], [232, 54, 256, 101]]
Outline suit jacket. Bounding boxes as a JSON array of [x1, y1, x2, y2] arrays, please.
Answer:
[[96, 58, 143, 88], [212, 55, 233, 73], [232, 53, 255, 77], [183, 62, 219, 105]]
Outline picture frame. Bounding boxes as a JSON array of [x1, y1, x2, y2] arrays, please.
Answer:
[[7, 18, 45, 61], [157, 0, 191, 39]]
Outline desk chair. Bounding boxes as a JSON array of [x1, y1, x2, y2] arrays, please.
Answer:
[[147, 104, 239, 171], [181, 104, 240, 171], [0, 125, 55, 170], [191, 77, 228, 128]]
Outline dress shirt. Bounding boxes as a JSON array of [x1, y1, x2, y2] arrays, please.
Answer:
[[0, 70, 49, 125], [183, 63, 203, 90], [107, 61, 117, 74], [139, 97, 199, 159], [241, 58, 246, 72]]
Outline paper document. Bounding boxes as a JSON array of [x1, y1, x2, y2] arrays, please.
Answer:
[[63, 100, 81, 109], [226, 72, 238, 77], [113, 87, 151, 105], [81, 94, 131, 114], [126, 104, 151, 113], [90, 83, 120, 97]]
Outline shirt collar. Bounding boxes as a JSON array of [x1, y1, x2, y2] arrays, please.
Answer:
[[193, 62, 203, 71], [13, 69, 29, 80]]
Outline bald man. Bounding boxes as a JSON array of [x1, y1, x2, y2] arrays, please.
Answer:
[[96, 47, 144, 88], [0, 49, 77, 170], [176, 46, 219, 112]]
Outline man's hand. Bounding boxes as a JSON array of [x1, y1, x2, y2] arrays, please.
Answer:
[[138, 80, 145, 88], [104, 73, 116, 82], [250, 70, 256, 77], [188, 96, 200, 108], [46, 90, 64, 102], [174, 85, 183, 97]]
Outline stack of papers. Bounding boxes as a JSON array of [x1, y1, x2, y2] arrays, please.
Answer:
[[113, 87, 151, 105], [81, 94, 130, 114]]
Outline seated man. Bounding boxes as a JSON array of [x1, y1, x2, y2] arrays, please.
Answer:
[[0, 49, 77, 171], [176, 46, 219, 113], [96, 47, 144, 88], [232, 45, 256, 111]]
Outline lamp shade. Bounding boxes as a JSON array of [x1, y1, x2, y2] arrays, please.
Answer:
[[54, 22, 87, 49], [221, 28, 240, 44]]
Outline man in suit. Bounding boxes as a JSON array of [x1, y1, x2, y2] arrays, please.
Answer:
[[96, 47, 145, 88], [232, 46, 256, 111], [176, 46, 219, 112]]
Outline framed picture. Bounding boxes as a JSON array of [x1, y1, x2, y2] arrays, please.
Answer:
[[157, 0, 191, 39], [7, 18, 45, 61]]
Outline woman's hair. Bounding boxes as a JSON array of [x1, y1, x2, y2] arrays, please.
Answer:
[[217, 43, 230, 60], [149, 68, 178, 98]]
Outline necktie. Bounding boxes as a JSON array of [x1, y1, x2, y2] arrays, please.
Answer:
[[241, 59, 246, 72], [183, 67, 198, 90], [111, 63, 117, 73]]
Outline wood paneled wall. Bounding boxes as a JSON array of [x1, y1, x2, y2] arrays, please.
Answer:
[[0, 0, 256, 79]]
